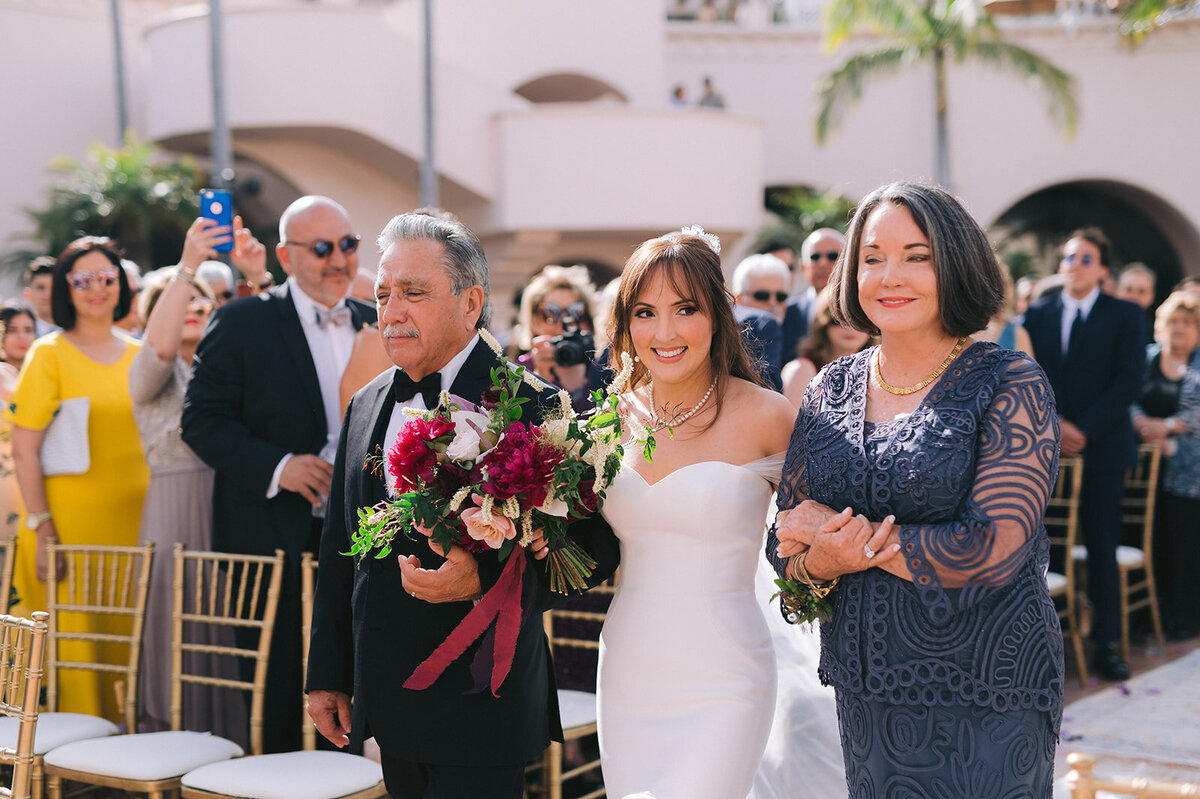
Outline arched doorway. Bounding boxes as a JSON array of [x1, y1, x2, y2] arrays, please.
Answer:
[[513, 73, 629, 104]]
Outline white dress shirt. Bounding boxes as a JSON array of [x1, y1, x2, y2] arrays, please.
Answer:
[[1060, 286, 1101, 356]]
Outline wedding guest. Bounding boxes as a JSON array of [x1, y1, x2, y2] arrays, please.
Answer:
[[129, 219, 248, 744], [115, 260, 143, 335], [730, 253, 788, 390], [0, 304, 37, 372], [780, 295, 872, 407], [1117, 262, 1158, 343], [980, 265, 1033, 355], [1014, 274, 1038, 316], [1024, 226, 1146, 681], [1130, 291, 1200, 640], [23, 257, 60, 337], [0, 304, 37, 543], [306, 211, 618, 799], [1175, 276, 1200, 305], [510, 264, 600, 409], [6, 236, 149, 721], [197, 261, 237, 307], [182, 196, 375, 753], [783, 228, 844, 359], [697, 75, 726, 109], [770, 181, 1064, 797]]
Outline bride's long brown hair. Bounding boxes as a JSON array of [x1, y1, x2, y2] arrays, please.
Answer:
[[608, 231, 765, 429]]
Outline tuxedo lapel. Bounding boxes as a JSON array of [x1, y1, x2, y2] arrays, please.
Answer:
[[448, 338, 504, 404], [356, 373, 395, 507], [1041, 295, 1066, 376], [272, 284, 326, 429]]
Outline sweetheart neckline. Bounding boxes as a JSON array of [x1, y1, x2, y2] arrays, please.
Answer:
[[622, 459, 771, 489]]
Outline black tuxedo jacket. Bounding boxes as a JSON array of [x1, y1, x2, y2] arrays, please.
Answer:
[[305, 338, 620, 766], [1023, 291, 1146, 469], [181, 283, 376, 559]]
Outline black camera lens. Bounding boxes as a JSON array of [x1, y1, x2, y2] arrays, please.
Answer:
[[552, 329, 595, 367]]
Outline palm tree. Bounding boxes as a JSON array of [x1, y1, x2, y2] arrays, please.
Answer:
[[815, 0, 1078, 189], [1120, 0, 1197, 43]]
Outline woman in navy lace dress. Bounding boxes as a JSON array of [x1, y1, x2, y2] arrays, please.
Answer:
[[768, 182, 1064, 798]]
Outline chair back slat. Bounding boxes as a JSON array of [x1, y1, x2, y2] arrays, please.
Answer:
[[0, 611, 49, 799], [0, 535, 17, 617], [301, 553, 317, 751]]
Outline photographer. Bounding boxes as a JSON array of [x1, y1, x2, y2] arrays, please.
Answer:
[[511, 264, 600, 411]]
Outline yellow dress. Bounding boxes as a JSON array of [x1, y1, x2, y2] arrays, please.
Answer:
[[4, 333, 149, 722]]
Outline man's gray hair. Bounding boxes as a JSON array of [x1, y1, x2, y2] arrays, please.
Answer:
[[731, 253, 791, 296], [377, 212, 492, 329], [800, 227, 846, 262]]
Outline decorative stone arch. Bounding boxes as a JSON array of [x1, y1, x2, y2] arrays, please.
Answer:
[[990, 179, 1200, 301], [513, 73, 629, 104]]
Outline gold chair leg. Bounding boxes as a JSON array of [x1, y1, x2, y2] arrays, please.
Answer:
[[45, 775, 61, 799], [548, 741, 564, 799], [1119, 570, 1132, 665], [1146, 571, 1165, 650]]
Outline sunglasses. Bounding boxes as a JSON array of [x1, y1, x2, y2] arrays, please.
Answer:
[[67, 269, 120, 292], [284, 235, 361, 258], [750, 290, 789, 304], [539, 301, 588, 325], [1061, 253, 1096, 267], [219, 290, 235, 301], [187, 296, 214, 314], [809, 251, 839, 263]]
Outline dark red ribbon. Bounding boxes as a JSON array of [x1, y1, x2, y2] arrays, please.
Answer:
[[402, 550, 527, 697]]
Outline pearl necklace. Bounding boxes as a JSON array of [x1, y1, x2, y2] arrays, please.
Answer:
[[648, 376, 718, 431], [873, 336, 967, 396]]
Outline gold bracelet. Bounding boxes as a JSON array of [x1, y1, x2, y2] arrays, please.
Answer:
[[174, 270, 200, 290], [793, 551, 838, 598]]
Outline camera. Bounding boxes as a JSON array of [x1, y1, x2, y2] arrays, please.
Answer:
[[550, 312, 595, 368]]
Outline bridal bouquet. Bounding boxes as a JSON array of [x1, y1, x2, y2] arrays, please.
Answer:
[[348, 330, 629, 695]]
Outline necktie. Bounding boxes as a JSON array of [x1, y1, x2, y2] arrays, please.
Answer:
[[392, 369, 443, 409], [1066, 307, 1084, 359], [315, 305, 352, 329]]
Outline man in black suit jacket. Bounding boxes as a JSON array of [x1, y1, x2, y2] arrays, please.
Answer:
[[182, 196, 376, 751], [305, 212, 619, 799], [1023, 227, 1146, 681]]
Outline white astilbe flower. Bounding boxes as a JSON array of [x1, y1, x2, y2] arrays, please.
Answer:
[[521, 369, 544, 392], [624, 412, 648, 445], [480, 494, 495, 523], [585, 436, 619, 494], [557, 389, 574, 419], [479, 328, 504, 356], [540, 418, 574, 449], [448, 487, 472, 513], [401, 407, 426, 419], [518, 509, 535, 547], [609, 351, 634, 395], [503, 495, 521, 519]]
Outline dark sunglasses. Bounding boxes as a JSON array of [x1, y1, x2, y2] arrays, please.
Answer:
[[809, 251, 839, 263], [750, 290, 789, 304], [219, 290, 235, 301], [539, 301, 588, 325], [1061, 253, 1095, 267], [284, 235, 361, 258], [67, 269, 120, 292]]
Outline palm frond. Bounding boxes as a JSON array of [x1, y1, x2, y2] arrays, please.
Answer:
[[970, 40, 1078, 137], [816, 46, 920, 144], [1119, 0, 1196, 42], [824, 0, 918, 49]]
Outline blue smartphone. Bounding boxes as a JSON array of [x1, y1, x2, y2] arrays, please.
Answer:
[[199, 188, 233, 253]]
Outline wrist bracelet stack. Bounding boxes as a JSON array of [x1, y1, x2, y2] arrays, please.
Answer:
[[774, 550, 839, 625], [174, 269, 200, 290]]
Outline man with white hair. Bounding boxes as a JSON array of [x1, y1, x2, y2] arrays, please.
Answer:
[[730, 253, 789, 390], [782, 227, 846, 360], [183, 195, 376, 752]]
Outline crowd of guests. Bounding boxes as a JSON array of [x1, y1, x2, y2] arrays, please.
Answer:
[[0, 187, 1195, 774]]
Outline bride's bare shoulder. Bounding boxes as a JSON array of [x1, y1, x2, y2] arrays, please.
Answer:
[[725, 378, 797, 444]]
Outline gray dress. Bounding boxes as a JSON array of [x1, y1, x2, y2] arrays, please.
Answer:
[[129, 345, 247, 747], [768, 342, 1065, 798]]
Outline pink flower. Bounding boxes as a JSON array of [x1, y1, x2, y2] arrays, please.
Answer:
[[460, 496, 518, 550], [478, 423, 564, 508], [387, 416, 455, 493]]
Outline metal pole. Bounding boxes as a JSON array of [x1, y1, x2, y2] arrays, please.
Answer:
[[110, 0, 129, 142], [419, 0, 438, 208], [209, 0, 234, 189]]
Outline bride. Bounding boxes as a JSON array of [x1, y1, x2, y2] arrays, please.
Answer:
[[595, 228, 854, 798]]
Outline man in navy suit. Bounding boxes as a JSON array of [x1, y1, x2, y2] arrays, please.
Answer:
[[183, 195, 376, 750], [1023, 227, 1146, 681], [731, 253, 789, 390]]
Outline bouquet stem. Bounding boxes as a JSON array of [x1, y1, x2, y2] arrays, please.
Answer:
[[545, 539, 598, 594]]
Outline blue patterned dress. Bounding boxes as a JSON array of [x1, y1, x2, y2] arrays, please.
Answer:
[[768, 341, 1065, 798]]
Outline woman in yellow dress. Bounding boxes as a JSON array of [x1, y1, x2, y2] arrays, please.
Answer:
[[7, 236, 149, 722]]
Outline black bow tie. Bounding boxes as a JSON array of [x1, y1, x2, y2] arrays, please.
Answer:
[[392, 369, 443, 409]]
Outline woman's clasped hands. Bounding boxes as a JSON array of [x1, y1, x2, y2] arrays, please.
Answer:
[[775, 502, 902, 581]]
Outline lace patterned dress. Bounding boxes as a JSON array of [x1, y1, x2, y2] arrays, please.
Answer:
[[768, 341, 1065, 798]]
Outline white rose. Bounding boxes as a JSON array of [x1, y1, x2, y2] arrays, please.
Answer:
[[446, 410, 494, 461]]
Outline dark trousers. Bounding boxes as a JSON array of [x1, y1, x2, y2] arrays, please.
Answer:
[[1081, 464, 1125, 647], [1160, 492, 1200, 634], [380, 754, 525, 799]]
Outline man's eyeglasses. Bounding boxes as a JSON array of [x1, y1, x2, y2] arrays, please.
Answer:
[[750, 290, 789, 304], [809, 251, 840, 263], [66, 269, 119, 292], [283, 235, 361, 259], [538, 301, 589, 325], [1061, 253, 1095, 267]]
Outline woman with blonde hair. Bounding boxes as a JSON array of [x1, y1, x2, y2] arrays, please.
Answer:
[[511, 264, 599, 407]]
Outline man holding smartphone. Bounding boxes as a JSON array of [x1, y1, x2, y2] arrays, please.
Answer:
[[182, 194, 376, 752]]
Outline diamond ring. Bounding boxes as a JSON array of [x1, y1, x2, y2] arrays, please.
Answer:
[[863, 543, 876, 560]]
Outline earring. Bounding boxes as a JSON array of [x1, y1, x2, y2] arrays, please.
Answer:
[[633, 355, 640, 363]]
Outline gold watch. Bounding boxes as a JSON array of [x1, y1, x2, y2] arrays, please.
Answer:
[[24, 510, 52, 530]]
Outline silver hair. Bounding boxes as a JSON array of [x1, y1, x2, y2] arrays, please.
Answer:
[[800, 227, 846, 262], [196, 260, 234, 291], [377, 212, 492, 329], [731, 253, 791, 295]]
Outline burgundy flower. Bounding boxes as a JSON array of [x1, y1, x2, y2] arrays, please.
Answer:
[[387, 416, 455, 492], [479, 384, 504, 410], [574, 479, 599, 516], [479, 423, 564, 508]]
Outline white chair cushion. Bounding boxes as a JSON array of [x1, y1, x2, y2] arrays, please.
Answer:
[[557, 689, 597, 730], [44, 730, 243, 780], [181, 751, 384, 799], [0, 712, 119, 755], [1072, 544, 1087, 561], [1046, 571, 1067, 595], [1072, 544, 1145, 567]]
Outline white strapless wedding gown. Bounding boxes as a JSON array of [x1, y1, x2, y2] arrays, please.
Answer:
[[597, 457, 781, 799]]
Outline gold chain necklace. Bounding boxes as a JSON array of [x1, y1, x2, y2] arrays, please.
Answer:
[[872, 337, 967, 396]]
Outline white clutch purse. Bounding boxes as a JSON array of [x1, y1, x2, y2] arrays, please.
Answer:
[[39, 396, 91, 476]]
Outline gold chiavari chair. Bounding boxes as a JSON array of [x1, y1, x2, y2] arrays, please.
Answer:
[[1046, 456, 1089, 685], [526, 573, 618, 799], [0, 611, 50, 799], [0, 534, 18, 616], [1073, 443, 1166, 663], [0, 542, 154, 799], [1067, 752, 1200, 798], [179, 552, 387, 799], [42, 546, 285, 799]]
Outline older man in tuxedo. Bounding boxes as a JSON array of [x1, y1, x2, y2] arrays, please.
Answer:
[[305, 212, 619, 799], [182, 195, 375, 751]]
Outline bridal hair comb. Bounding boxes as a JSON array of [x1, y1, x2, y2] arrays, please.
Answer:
[[679, 225, 721, 256]]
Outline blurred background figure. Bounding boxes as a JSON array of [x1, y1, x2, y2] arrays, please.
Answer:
[[7, 236, 148, 721], [511, 264, 600, 409], [0, 303, 37, 544], [669, 84, 689, 108], [1117, 262, 1158, 343], [1013, 274, 1038, 316], [1175, 276, 1200, 307], [780, 296, 872, 407], [24, 256, 60, 337], [730, 253, 789, 390], [785, 228, 845, 358], [130, 216, 247, 744], [980, 266, 1033, 355], [697, 75, 726, 109], [197, 261, 237, 307], [0, 304, 37, 374], [1131, 291, 1200, 642], [116, 259, 144, 335]]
